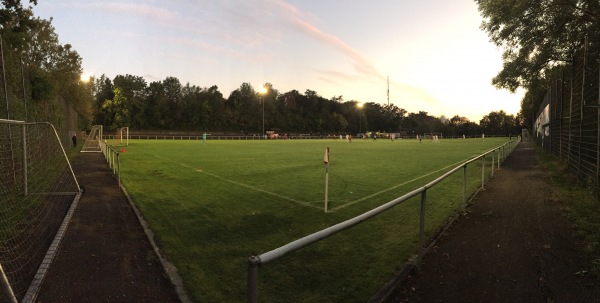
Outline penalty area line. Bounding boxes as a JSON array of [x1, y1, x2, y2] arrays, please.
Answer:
[[129, 146, 321, 210], [331, 160, 466, 212]]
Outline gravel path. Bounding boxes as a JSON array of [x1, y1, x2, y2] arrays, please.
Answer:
[[385, 141, 600, 303]]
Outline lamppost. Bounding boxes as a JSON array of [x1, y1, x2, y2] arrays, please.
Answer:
[[259, 86, 268, 139], [356, 102, 364, 134]]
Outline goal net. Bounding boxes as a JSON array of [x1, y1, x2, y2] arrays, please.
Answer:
[[423, 133, 442, 139], [81, 125, 103, 153], [117, 127, 129, 146], [521, 128, 532, 142], [0, 119, 81, 302]]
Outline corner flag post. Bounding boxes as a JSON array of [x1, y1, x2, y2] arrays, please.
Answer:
[[324, 147, 330, 212]]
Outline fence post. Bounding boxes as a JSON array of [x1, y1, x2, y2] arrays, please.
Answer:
[[597, 62, 600, 184], [462, 165, 467, 209], [22, 123, 28, 195], [418, 190, 426, 264], [481, 155, 485, 190], [497, 148, 500, 170], [248, 256, 261, 303], [117, 153, 121, 186], [0, 263, 17, 303], [491, 151, 495, 177]]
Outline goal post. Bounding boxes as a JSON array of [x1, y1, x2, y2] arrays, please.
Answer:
[[0, 119, 81, 302], [81, 125, 103, 153], [117, 127, 129, 146], [423, 133, 442, 139]]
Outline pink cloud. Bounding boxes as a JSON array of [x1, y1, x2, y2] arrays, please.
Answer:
[[272, 0, 385, 81]]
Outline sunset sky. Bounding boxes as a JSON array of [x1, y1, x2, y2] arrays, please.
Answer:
[[33, 0, 524, 122]]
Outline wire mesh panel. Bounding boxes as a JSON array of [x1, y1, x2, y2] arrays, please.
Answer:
[[81, 125, 102, 153], [539, 37, 600, 189], [0, 120, 79, 301]]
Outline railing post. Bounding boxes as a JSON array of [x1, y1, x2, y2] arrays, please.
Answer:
[[418, 190, 426, 264], [481, 155, 485, 190], [22, 123, 28, 195], [498, 146, 502, 168], [0, 262, 17, 303], [117, 153, 121, 186], [248, 256, 261, 303], [491, 151, 495, 177], [462, 165, 467, 209]]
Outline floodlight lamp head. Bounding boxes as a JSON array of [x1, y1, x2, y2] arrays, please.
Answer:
[[259, 87, 268, 95]]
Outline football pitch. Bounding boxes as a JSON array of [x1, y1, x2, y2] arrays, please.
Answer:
[[118, 137, 512, 302]]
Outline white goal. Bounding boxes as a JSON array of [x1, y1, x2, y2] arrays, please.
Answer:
[[424, 133, 442, 140], [117, 127, 129, 146], [0, 119, 81, 302], [81, 125, 103, 153]]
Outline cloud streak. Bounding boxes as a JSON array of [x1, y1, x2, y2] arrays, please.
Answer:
[[271, 0, 386, 82]]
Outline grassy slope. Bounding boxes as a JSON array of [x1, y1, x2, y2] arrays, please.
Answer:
[[119, 138, 509, 302]]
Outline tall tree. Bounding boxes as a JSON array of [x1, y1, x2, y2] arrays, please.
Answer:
[[92, 75, 114, 126], [0, 0, 37, 50], [479, 110, 520, 136], [476, 0, 600, 92], [113, 74, 147, 128], [100, 87, 129, 130]]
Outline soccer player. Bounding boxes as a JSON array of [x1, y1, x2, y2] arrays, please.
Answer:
[[202, 132, 207, 144]]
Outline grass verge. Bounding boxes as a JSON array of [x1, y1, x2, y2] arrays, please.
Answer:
[[536, 146, 600, 278]]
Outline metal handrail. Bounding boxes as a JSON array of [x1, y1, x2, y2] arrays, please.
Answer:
[[247, 138, 520, 302], [99, 140, 121, 186]]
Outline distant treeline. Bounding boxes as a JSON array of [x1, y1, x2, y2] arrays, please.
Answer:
[[93, 74, 523, 137]]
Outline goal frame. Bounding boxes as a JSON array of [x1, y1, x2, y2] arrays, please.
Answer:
[[81, 125, 103, 153], [423, 132, 442, 139], [117, 127, 129, 146], [0, 119, 81, 302]]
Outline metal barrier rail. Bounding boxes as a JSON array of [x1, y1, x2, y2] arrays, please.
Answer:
[[99, 140, 121, 186], [102, 134, 515, 141], [247, 137, 520, 302]]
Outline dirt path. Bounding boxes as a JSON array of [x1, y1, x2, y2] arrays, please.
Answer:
[[36, 152, 180, 302], [385, 141, 600, 302]]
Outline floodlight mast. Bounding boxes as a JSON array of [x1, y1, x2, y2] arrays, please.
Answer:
[[259, 86, 268, 139], [356, 102, 364, 133], [387, 75, 389, 106]]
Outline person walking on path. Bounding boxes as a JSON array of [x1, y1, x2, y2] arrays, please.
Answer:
[[386, 141, 600, 303]]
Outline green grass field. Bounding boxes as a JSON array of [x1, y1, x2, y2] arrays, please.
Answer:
[[118, 137, 512, 302]]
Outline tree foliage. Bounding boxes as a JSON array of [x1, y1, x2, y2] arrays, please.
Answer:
[[92, 74, 521, 137], [476, 0, 600, 92], [1, 1, 91, 137]]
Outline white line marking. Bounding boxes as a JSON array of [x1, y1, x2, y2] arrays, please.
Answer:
[[331, 160, 466, 211], [129, 146, 321, 210]]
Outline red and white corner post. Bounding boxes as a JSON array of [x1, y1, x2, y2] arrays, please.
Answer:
[[324, 147, 330, 212]]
